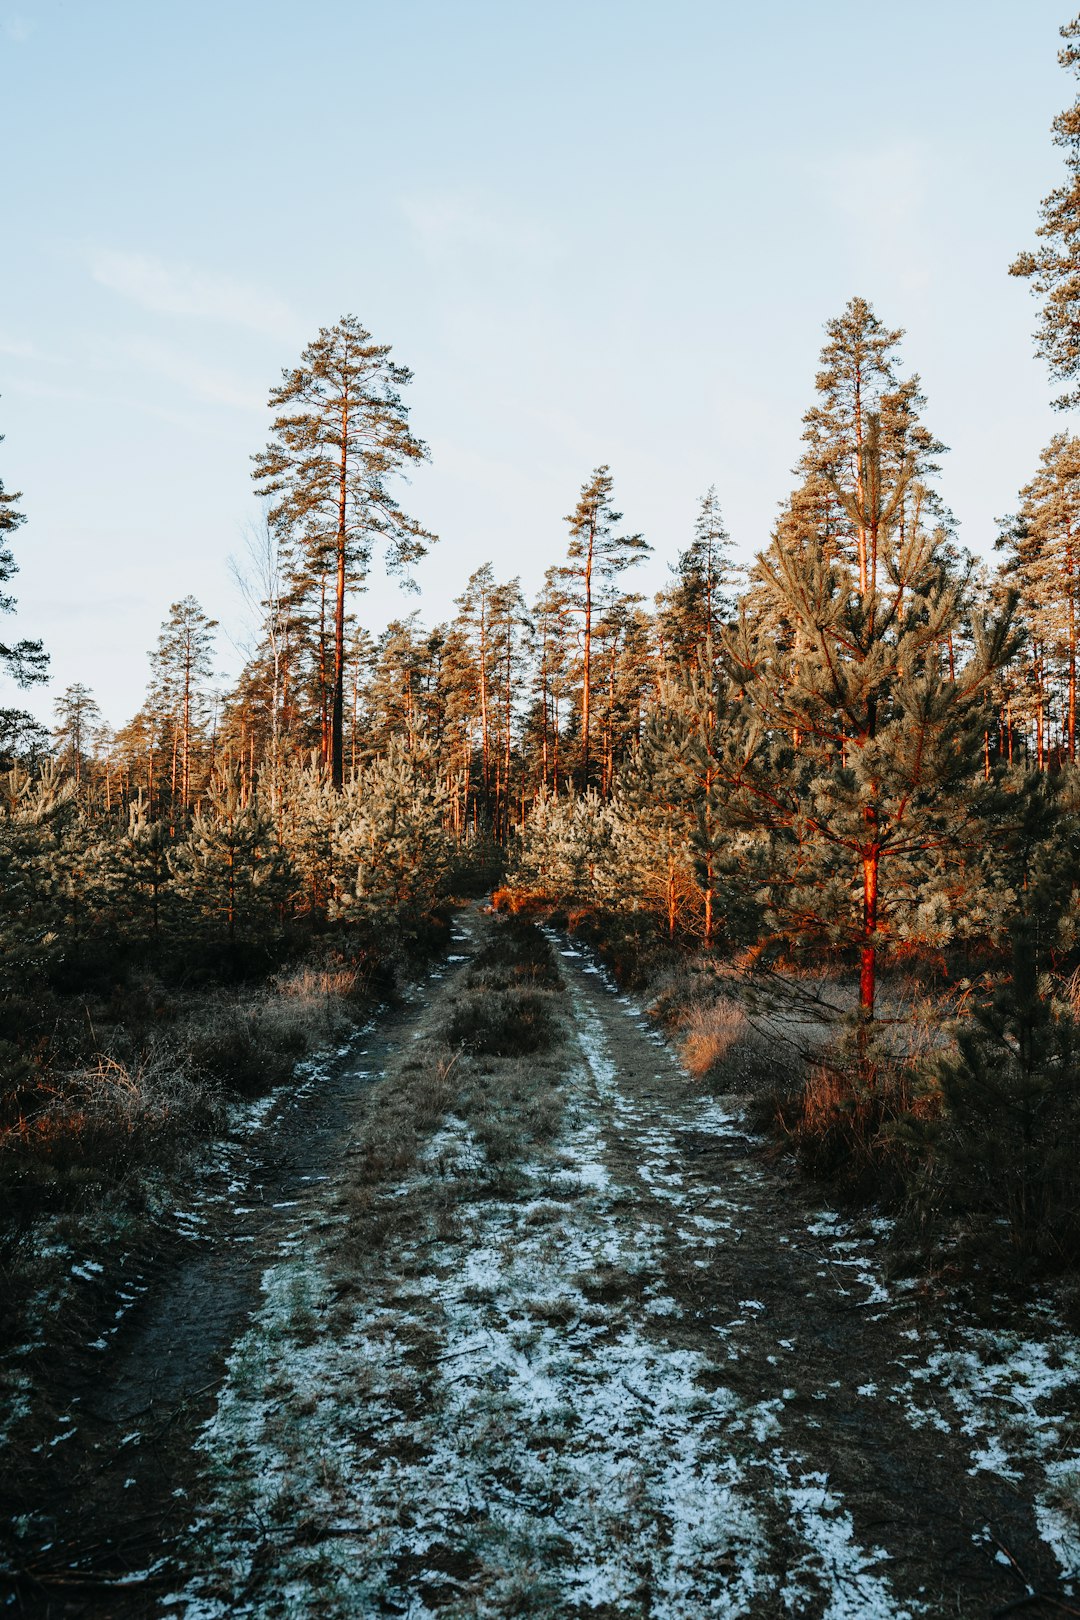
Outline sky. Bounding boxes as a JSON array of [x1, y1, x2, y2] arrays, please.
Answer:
[[0, 0, 1073, 731]]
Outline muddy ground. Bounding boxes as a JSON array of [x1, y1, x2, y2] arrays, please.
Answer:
[[2, 909, 1078, 1618]]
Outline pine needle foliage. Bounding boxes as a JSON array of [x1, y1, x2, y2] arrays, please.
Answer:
[[723, 308, 1015, 1021], [252, 315, 435, 788], [1012, 14, 1080, 409], [0, 412, 47, 692], [908, 923, 1080, 1267]]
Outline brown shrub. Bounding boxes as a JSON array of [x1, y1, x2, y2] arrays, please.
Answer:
[[771, 1050, 938, 1199], [445, 986, 558, 1057]]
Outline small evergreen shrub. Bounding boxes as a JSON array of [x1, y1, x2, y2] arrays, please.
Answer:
[[906, 933, 1080, 1269], [768, 1041, 930, 1201]]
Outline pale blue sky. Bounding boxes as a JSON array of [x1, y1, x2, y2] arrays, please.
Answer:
[[0, 0, 1071, 728]]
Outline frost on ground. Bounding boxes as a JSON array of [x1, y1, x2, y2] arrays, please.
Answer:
[[169, 1108, 777, 1616], [165, 924, 1078, 1619]]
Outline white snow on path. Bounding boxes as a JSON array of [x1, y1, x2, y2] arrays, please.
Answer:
[[165, 922, 1080, 1617], [554, 929, 1080, 1600]]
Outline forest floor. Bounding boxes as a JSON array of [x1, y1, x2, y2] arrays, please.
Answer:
[[3, 908, 1080, 1619]]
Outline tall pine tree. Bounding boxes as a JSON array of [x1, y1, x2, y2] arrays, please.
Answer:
[[559, 467, 649, 787], [1012, 14, 1080, 408], [252, 315, 435, 788], [726, 314, 1013, 1023]]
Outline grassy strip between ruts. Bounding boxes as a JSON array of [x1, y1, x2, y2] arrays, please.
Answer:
[[328, 913, 569, 1282]]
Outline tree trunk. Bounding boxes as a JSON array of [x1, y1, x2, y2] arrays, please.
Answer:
[[479, 598, 490, 797], [331, 400, 349, 790], [540, 668, 550, 790], [667, 846, 676, 940], [582, 542, 594, 786], [854, 377, 868, 595], [504, 646, 512, 843], [860, 845, 879, 1018], [318, 576, 330, 767], [182, 653, 192, 811], [1070, 595, 1077, 762]]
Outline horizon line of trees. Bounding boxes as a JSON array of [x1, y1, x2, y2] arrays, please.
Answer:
[[3, 13, 1080, 1028]]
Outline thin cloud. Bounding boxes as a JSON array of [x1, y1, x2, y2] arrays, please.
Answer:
[[10, 375, 252, 439], [124, 337, 265, 412], [2, 13, 33, 43], [90, 248, 300, 339], [401, 192, 561, 268]]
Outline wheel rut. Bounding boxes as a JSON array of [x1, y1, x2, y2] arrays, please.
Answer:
[[2, 909, 486, 1619], [554, 931, 1077, 1618]]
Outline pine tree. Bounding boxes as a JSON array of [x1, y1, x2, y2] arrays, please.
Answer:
[[525, 568, 574, 794], [913, 915, 1080, 1263], [657, 487, 738, 670], [559, 467, 649, 786], [331, 741, 454, 932], [52, 682, 102, 787], [619, 703, 698, 938], [346, 623, 376, 775], [364, 615, 432, 755], [999, 434, 1080, 762], [432, 623, 480, 837], [454, 565, 498, 805], [511, 786, 628, 912], [593, 594, 653, 794], [727, 394, 1014, 1023], [0, 412, 48, 692], [796, 297, 947, 594], [172, 764, 289, 950], [112, 802, 175, 944], [0, 763, 79, 996], [252, 315, 435, 789], [278, 756, 337, 919], [0, 709, 49, 772], [620, 660, 760, 946], [148, 597, 217, 815], [1012, 16, 1080, 409], [488, 577, 528, 838]]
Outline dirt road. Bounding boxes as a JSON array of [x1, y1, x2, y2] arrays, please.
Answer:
[[8, 912, 1080, 1617]]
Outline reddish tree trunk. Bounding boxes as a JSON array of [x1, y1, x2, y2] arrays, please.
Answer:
[[860, 846, 879, 1017]]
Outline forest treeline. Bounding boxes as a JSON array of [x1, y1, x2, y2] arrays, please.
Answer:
[[13, 291, 1080, 1012]]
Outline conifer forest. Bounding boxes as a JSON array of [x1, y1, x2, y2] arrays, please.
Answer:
[[7, 6, 1080, 1618]]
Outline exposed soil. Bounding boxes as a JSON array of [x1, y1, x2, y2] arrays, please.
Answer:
[[3, 912, 1078, 1618]]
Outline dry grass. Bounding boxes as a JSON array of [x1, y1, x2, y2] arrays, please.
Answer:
[[274, 963, 363, 1002], [333, 916, 569, 1275], [677, 998, 748, 1081], [766, 1043, 940, 1202], [0, 943, 387, 1343]]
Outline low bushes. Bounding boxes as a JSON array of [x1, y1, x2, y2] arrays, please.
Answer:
[[0, 948, 383, 1338], [904, 945, 1080, 1271], [445, 987, 558, 1057], [445, 916, 562, 1057]]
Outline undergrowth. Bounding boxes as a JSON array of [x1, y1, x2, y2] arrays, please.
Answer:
[[499, 892, 1080, 1282], [0, 937, 411, 1347]]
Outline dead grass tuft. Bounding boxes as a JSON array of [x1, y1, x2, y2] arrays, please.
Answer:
[[678, 998, 748, 1081]]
